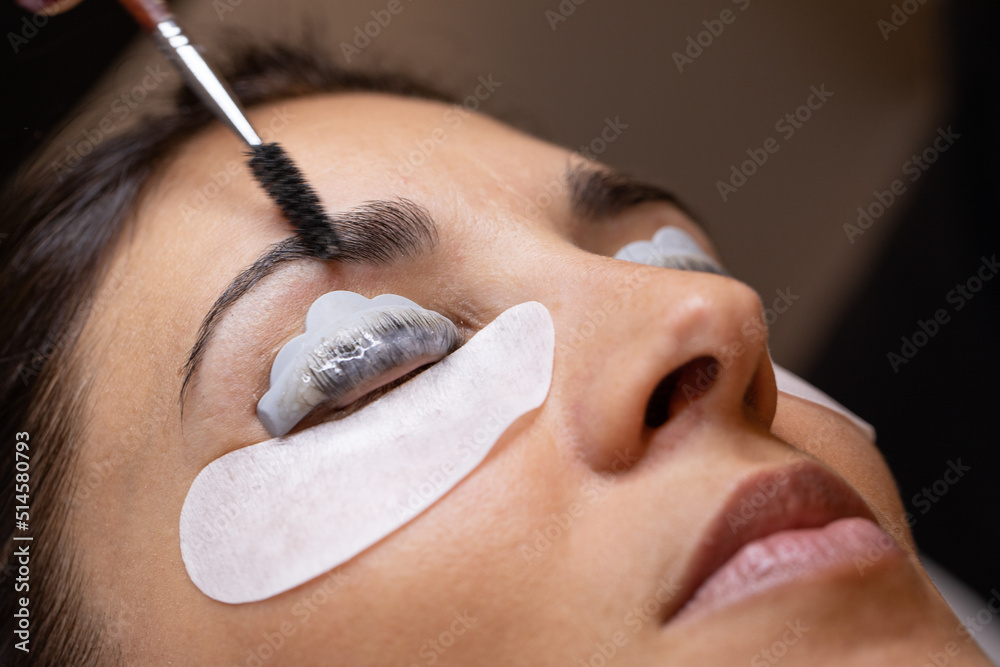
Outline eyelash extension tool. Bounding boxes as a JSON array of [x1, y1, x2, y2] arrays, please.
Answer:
[[116, 0, 340, 258]]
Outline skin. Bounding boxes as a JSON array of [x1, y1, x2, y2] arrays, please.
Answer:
[[69, 93, 991, 666]]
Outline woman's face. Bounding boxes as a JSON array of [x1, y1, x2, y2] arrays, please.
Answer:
[[75, 93, 967, 665]]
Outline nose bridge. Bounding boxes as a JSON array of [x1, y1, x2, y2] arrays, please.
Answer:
[[543, 255, 776, 471]]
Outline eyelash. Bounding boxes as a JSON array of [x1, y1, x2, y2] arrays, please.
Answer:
[[303, 310, 460, 413], [611, 223, 726, 275], [292, 365, 429, 432], [258, 306, 461, 437]]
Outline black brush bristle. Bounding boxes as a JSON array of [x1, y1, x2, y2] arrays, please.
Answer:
[[248, 143, 340, 259]]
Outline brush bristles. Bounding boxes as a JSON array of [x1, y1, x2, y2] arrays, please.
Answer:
[[249, 143, 340, 259]]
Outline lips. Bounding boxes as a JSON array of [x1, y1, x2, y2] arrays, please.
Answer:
[[666, 460, 902, 624]]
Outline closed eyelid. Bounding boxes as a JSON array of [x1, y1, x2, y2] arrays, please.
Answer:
[[257, 295, 463, 437]]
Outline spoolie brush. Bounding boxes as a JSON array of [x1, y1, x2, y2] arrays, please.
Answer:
[[116, 0, 340, 258], [247, 144, 340, 259]]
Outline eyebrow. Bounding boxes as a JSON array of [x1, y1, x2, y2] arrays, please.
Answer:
[[566, 164, 700, 224], [179, 198, 437, 408]]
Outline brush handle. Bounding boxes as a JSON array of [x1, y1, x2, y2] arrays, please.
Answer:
[[116, 0, 262, 146], [118, 0, 171, 32]]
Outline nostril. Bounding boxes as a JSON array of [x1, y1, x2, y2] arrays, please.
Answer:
[[644, 356, 719, 429], [644, 372, 677, 429]]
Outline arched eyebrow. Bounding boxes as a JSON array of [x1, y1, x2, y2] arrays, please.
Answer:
[[567, 164, 700, 224], [179, 198, 437, 411]]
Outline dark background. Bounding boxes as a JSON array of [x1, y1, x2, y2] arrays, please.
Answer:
[[2, 0, 997, 603], [810, 0, 999, 604]]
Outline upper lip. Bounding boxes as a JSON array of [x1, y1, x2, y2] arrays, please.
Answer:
[[665, 459, 878, 623]]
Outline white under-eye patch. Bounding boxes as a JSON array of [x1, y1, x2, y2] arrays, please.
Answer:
[[772, 364, 876, 441], [615, 225, 727, 275], [180, 301, 554, 604]]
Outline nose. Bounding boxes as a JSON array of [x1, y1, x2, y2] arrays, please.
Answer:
[[548, 257, 778, 471]]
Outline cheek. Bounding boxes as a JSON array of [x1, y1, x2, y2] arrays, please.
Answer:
[[771, 393, 915, 552]]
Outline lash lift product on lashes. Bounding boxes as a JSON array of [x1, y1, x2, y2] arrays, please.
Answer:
[[257, 291, 461, 437], [614, 225, 728, 276], [117, 0, 340, 258]]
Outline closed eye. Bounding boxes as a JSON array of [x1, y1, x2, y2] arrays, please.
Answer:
[[282, 362, 437, 434], [257, 303, 462, 437]]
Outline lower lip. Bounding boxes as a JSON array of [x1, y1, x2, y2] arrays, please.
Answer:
[[675, 517, 904, 623]]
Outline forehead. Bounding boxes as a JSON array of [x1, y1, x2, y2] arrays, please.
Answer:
[[137, 93, 579, 288], [228, 93, 575, 215]]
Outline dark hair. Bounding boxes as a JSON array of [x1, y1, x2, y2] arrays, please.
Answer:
[[0, 41, 453, 666]]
